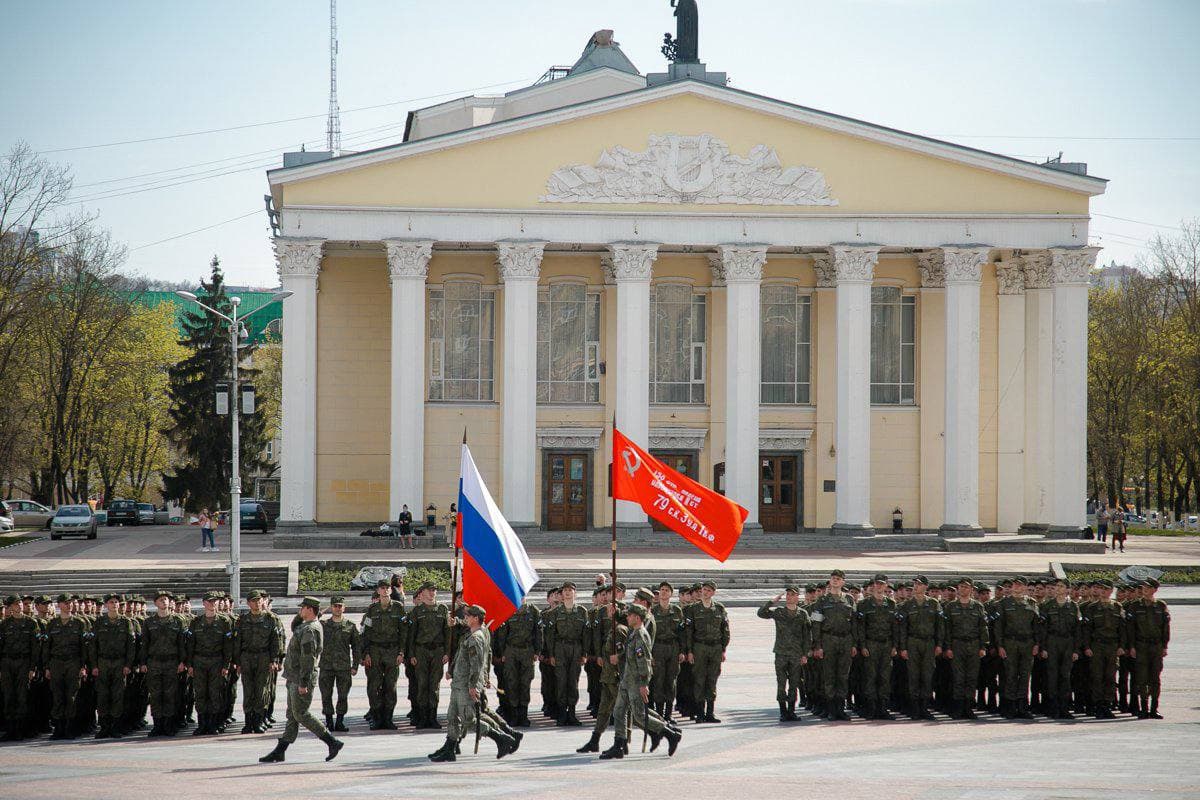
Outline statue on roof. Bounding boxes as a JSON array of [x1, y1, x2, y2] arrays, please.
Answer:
[[661, 0, 699, 64]]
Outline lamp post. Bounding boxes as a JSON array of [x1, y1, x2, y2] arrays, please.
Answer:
[[176, 289, 291, 605]]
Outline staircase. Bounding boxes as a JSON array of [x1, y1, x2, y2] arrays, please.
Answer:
[[0, 566, 289, 598]]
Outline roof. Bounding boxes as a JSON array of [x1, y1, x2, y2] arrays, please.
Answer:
[[130, 290, 282, 344], [270, 78, 1108, 196]]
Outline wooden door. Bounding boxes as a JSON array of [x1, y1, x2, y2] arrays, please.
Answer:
[[649, 452, 697, 531], [759, 455, 798, 532], [545, 452, 589, 531]]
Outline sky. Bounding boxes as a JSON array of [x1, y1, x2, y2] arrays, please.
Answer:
[[2, 0, 1197, 287]]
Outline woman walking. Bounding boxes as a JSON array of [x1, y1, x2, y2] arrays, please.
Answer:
[[1111, 507, 1128, 553], [198, 508, 216, 553]]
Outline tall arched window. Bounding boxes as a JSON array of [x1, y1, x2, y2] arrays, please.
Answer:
[[760, 285, 811, 404], [651, 284, 706, 404], [427, 280, 495, 401], [537, 283, 601, 403]]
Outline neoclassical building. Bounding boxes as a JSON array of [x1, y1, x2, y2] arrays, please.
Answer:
[[266, 31, 1104, 537]]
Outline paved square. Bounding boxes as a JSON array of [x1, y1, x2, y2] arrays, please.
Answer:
[[1, 606, 1197, 800]]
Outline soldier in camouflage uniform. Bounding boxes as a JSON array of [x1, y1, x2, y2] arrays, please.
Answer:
[[186, 592, 234, 736], [684, 580, 730, 723], [43, 594, 91, 739], [649, 582, 683, 722], [140, 590, 186, 736], [854, 574, 898, 720], [90, 594, 136, 739], [259, 597, 345, 764], [810, 570, 855, 721], [598, 605, 681, 760], [1128, 578, 1170, 719], [235, 589, 284, 734], [405, 582, 449, 729], [1038, 577, 1081, 719], [1, 595, 41, 740], [1082, 579, 1127, 719], [318, 595, 360, 732], [545, 580, 588, 726], [495, 597, 541, 727], [994, 576, 1040, 719], [538, 586, 561, 721], [942, 577, 990, 719], [896, 575, 943, 720], [360, 579, 406, 729], [757, 585, 811, 721]]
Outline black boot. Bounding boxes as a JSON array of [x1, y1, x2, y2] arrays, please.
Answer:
[[325, 713, 334, 731], [517, 705, 531, 728], [161, 716, 177, 736], [877, 700, 895, 721], [663, 725, 682, 756], [786, 700, 798, 721], [334, 714, 348, 732], [778, 701, 789, 721], [1016, 701, 1034, 720], [319, 730, 345, 761], [908, 699, 922, 720], [379, 707, 397, 730], [566, 706, 583, 726], [577, 732, 601, 753], [428, 737, 457, 762], [258, 740, 288, 763], [703, 700, 721, 723], [192, 714, 207, 736], [487, 728, 518, 759], [1149, 694, 1163, 719], [147, 716, 162, 738], [241, 712, 255, 734], [961, 699, 978, 720], [599, 736, 626, 760], [427, 706, 442, 730]]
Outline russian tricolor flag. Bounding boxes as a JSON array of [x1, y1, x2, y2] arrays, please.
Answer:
[[458, 444, 539, 630]]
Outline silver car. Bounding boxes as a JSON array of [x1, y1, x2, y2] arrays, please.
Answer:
[[137, 503, 156, 525], [50, 505, 98, 540], [7, 499, 54, 529]]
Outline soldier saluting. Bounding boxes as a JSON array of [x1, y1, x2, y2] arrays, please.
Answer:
[[757, 585, 810, 721]]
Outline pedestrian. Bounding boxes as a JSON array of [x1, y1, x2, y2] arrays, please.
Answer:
[[444, 503, 458, 549], [259, 597, 345, 763], [198, 508, 215, 553], [398, 504, 414, 549], [1096, 505, 1109, 544], [1111, 508, 1127, 552]]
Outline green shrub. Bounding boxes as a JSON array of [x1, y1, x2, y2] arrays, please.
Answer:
[[298, 566, 452, 593], [1065, 568, 1200, 585], [1125, 527, 1200, 537]]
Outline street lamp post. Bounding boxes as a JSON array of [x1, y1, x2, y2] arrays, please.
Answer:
[[176, 289, 291, 606]]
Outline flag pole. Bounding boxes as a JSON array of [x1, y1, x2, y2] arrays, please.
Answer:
[[610, 413, 618, 658], [449, 428, 465, 667]]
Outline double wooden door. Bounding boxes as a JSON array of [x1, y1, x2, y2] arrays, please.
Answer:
[[545, 451, 589, 531], [649, 452, 697, 531], [760, 455, 799, 532]]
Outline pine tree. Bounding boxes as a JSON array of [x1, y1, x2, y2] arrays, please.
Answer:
[[163, 256, 271, 511]]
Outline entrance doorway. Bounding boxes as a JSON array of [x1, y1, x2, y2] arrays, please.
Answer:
[[649, 451, 697, 531], [760, 454, 800, 532], [544, 451, 590, 531]]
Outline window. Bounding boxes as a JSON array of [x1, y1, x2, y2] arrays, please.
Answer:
[[651, 284, 706, 404], [870, 287, 915, 405], [427, 281, 495, 401], [537, 283, 601, 403], [760, 286, 811, 404]]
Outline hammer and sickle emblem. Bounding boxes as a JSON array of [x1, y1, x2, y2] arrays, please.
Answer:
[[622, 447, 642, 478]]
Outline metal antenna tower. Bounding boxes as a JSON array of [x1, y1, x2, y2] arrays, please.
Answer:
[[326, 0, 341, 156]]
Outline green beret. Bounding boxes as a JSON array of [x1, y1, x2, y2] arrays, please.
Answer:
[[464, 604, 486, 620], [247, 589, 266, 600], [625, 604, 648, 621], [330, 595, 346, 605], [300, 596, 321, 611], [701, 580, 717, 590], [830, 569, 845, 578]]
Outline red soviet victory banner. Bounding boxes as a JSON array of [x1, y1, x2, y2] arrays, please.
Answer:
[[612, 427, 749, 562]]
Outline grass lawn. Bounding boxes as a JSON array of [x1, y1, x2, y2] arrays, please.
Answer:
[[1066, 567, 1200, 585], [0, 534, 44, 549], [1126, 527, 1200, 537]]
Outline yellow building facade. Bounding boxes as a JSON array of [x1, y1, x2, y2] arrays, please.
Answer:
[[267, 33, 1105, 538]]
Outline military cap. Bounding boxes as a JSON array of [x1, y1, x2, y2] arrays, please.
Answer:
[[635, 587, 655, 603], [177, 593, 190, 601], [299, 596, 321, 611], [103, 593, 121, 603], [625, 604, 648, 621], [70, 594, 82, 601], [560, 580, 577, 590], [1010, 575, 1027, 584], [974, 582, 988, 592], [1146, 578, 1160, 588], [154, 589, 173, 600], [912, 574, 929, 585], [614, 582, 626, 592], [56, 593, 72, 604], [657, 581, 673, 590], [784, 585, 801, 594], [805, 583, 818, 592], [701, 579, 717, 590], [1098, 579, 1114, 588], [203, 592, 222, 602], [20, 594, 34, 602], [689, 583, 703, 593], [3, 595, 19, 607], [418, 581, 438, 594], [830, 569, 845, 578], [464, 604, 486, 620], [591, 586, 603, 597], [871, 573, 888, 584], [330, 595, 346, 605], [956, 576, 974, 586], [375, 579, 390, 589], [36, 595, 52, 605], [246, 589, 267, 600]]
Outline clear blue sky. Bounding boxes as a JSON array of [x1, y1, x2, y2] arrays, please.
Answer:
[[2, 0, 1197, 286]]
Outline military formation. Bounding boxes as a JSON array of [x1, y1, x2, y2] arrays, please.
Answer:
[[0, 569, 1172, 763], [757, 570, 1171, 723]]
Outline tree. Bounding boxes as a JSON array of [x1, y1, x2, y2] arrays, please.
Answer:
[[162, 257, 272, 511]]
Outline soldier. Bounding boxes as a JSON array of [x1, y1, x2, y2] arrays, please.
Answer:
[[91, 593, 136, 738], [757, 585, 811, 721], [140, 590, 186, 736], [235, 589, 285, 734], [994, 576, 1040, 719], [545, 580, 588, 726], [428, 605, 519, 762], [631, 588, 657, 644], [649, 582, 683, 723], [406, 582, 449, 729], [360, 579, 406, 730], [1127, 578, 1170, 719], [538, 586, 561, 721], [584, 586, 604, 717], [259, 597, 345, 763], [810, 570, 855, 721], [43, 594, 91, 739], [495, 595, 541, 727], [175, 594, 196, 728], [317, 595, 359, 733], [897, 575, 943, 720], [187, 592, 234, 736], [598, 605, 681, 760], [262, 594, 286, 728], [1082, 579, 1127, 719], [1038, 578, 1081, 719], [576, 606, 626, 754], [940, 578, 989, 719], [1, 595, 40, 740], [854, 574, 898, 720], [682, 580, 729, 724]]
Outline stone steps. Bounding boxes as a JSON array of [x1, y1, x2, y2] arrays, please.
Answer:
[[0, 567, 289, 598]]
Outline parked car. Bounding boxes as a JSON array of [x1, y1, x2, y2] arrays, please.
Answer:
[[6, 499, 55, 529], [136, 503, 156, 525], [106, 499, 140, 526], [240, 501, 276, 534], [50, 504, 97, 540], [0, 501, 13, 532]]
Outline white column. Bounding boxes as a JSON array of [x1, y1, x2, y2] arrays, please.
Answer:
[[941, 246, 990, 535], [497, 241, 545, 527], [1022, 252, 1054, 531], [995, 260, 1027, 534], [1049, 246, 1099, 533], [385, 239, 434, 521], [915, 250, 946, 532], [275, 238, 324, 525], [830, 245, 879, 533], [610, 243, 658, 525], [718, 245, 768, 527]]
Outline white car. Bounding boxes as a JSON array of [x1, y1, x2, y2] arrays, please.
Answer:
[[0, 500, 13, 532], [50, 504, 98, 540]]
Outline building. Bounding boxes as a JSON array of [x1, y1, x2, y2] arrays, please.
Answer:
[[265, 27, 1106, 537], [1089, 262, 1139, 290]]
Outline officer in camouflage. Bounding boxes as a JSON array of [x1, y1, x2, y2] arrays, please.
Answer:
[[896, 575, 942, 721], [90, 593, 136, 739], [187, 591, 234, 736], [1127, 578, 1170, 719], [319, 595, 360, 733], [545, 580, 587, 726], [405, 582, 449, 729], [1, 595, 41, 740], [1038, 577, 1081, 720], [994, 575, 1040, 719], [598, 604, 681, 760], [757, 585, 810, 721], [811, 570, 855, 721], [495, 596, 542, 727], [684, 579, 730, 723], [855, 574, 898, 720]]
